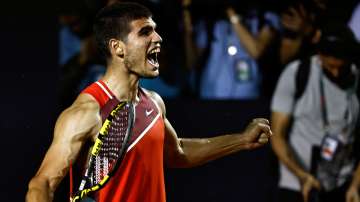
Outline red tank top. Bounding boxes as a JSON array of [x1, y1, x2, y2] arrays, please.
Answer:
[[81, 80, 166, 202]]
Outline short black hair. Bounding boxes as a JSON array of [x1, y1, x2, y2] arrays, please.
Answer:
[[93, 2, 152, 58], [317, 21, 359, 61]]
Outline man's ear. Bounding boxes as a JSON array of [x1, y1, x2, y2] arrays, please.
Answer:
[[109, 39, 125, 58]]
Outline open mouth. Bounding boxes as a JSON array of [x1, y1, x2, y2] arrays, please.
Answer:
[[146, 47, 160, 68]]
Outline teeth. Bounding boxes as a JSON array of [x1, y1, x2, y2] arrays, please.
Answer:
[[148, 49, 160, 54]]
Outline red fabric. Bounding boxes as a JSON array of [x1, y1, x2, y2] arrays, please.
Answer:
[[81, 81, 112, 107], [81, 82, 166, 202], [96, 118, 166, 202]]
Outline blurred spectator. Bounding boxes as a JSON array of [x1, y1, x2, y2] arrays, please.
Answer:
[[58, 14, 106, 109], [349, 1, 360, 68], [271, 22, 360, 202], [279, 0, 360, 64], [278, 1, 319, 66], [59, 16, 82, 65], [349, 1, 360, 42], [183, 1, 281, 99]]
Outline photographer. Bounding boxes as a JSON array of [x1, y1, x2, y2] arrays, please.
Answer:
[[271, 22, 360, 202]]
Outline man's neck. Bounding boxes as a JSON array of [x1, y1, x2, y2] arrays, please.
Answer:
[[102, 63, 140, 102]]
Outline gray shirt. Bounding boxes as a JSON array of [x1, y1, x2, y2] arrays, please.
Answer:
[[271, 55, 359, 191]]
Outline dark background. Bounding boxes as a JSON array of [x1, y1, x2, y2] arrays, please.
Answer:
[[0, 16, 59, 201]]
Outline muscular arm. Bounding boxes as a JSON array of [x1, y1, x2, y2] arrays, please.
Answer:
[[148, 91, 272, 168], [164, 119, 271, 168], [26, 94, 101, 202]]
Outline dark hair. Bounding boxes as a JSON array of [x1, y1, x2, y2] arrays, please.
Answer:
[[317, 21, 359, 61], [93, 2, 152, 58]]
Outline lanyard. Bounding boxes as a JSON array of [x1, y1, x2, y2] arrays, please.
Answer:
[[319, 74, 330, 128]]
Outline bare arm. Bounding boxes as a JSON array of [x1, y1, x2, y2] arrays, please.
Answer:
[[346, 163, 360, 202], [226, 7, 276, 60], [164, 118, 272, 168], [351, 163, 360, 189], [148, 91, 272, 168], [26, 94, 101, 202], [271, 111, 320, 201], [270, 111, 306, 178]]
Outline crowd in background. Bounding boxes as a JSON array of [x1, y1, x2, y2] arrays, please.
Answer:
[[58, 0, 360, 106]]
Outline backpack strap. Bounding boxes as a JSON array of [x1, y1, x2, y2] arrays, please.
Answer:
[[285, 56, 311, 141], [294, 56, 311, 101]]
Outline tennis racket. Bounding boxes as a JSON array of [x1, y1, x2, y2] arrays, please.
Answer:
[[71, 101, 134, 202]]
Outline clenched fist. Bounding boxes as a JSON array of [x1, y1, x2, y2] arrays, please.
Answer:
[[241, 118, 273, 149]]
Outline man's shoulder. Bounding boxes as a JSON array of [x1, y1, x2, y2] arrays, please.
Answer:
[[54, 93, 102, 140], [65, 94, 101, 117], [75, 93, 100, 107]]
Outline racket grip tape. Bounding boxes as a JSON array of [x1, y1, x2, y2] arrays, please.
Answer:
[[99, 119, 111, 135], [91, 139, 103, 155]]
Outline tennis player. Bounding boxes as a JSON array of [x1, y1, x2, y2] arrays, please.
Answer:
[[26, 2, 272, 202]]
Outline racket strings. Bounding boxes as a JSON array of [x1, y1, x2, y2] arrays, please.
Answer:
[[92, 105, 131, 184]]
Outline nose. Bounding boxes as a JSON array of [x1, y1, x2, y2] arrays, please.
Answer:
[[153, 31, 162, 44]]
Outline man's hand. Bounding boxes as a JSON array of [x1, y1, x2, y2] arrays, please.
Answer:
[[346, 185, 360, 202], [241, 118, 273, 149], [300, 173, 321, 202], [226, 7, 241, 24], [226, 7, 236, 19]]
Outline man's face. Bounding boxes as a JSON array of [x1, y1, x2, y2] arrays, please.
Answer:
[[319, 53, 348, 77], [123, 17, 162, 78]]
